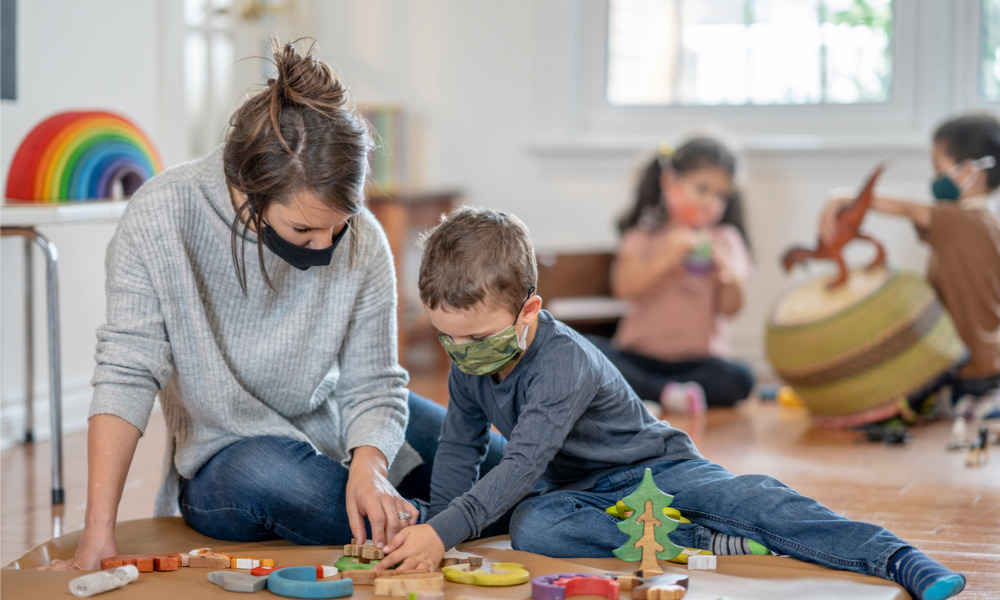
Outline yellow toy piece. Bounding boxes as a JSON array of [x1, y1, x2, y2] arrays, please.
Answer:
[[777, 386, 805, 408], [441, 562, 530, 587], [606, 501, 691, 523], [666, 547, 714, 564]]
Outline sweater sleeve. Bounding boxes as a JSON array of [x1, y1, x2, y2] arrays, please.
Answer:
[[427, 364, 595, 549], [338, 217, 410, 467], [89, 220, 174, 434], [428, 372, 492, 519]]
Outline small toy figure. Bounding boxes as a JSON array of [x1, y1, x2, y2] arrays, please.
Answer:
[[966, 425, 990, 467], [782, 162, 888, 289]]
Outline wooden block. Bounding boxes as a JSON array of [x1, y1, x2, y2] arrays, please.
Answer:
[[376, 569, 431, 578], [373, 572, 444, 597], [612, 574, 642, 591], [232, 557, 260, 569], [361, 545, 386, 562], [189, 555, 231, 569], [207, 570, 269, 593], [100, 554, 182, 573], [686, 555, 716, 570], [632, 573, 690, 600], [645, 586, 686, 600], [343, 569, 377, 585], [439, 556, 484, 569], [415, 591, 444, 600]]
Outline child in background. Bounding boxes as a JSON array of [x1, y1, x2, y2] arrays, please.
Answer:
[[376, 206, 966, 600], [820, 113, 1000, 421], [588, 137, 754, 414]]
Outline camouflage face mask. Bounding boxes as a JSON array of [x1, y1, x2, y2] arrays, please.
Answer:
[[439, 323, 529, 376], [439, 287, 536, 376]]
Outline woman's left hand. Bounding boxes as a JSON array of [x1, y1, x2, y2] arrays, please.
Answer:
[[345, 446, 418, 549]]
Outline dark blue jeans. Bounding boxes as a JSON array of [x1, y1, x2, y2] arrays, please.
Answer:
[[587, 335, 755, 408], [178, 391, 506, 544], [509, 458, 907, 579]]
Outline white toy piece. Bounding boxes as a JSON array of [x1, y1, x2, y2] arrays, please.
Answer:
[[69, 565, 139, 597], [687, 554, 717, 570]]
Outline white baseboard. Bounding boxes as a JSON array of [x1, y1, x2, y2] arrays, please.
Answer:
[[0, 377, 93, 450]]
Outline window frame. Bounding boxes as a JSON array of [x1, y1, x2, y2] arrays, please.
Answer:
[[536, 0, 996, 151]]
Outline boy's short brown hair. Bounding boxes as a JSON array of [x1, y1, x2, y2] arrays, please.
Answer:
[[418, 206, 537, 315]]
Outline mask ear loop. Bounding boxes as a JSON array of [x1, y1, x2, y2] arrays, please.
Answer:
[[514, 286, 537, 349], [970, 156, 997, 171]]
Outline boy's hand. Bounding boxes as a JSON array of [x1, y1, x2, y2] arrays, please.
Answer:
[[374, 524, 445, 572]]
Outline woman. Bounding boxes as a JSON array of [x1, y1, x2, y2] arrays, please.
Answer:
[[46, 39, 502, 570]]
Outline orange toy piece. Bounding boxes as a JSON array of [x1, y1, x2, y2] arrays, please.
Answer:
[[782, 162, 888, 289], [100, 553, 182, 572]]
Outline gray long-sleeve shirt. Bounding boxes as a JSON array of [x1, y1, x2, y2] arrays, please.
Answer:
[[89, 146, 421, 516], [426, 311, 701, 549]]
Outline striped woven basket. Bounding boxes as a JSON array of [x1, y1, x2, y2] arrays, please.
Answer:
[[765, 268, 966, 427]]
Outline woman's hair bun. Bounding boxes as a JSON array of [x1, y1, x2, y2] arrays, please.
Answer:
[[269, 38, 347, 110]]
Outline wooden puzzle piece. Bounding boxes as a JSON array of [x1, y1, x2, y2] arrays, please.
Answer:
[[100, 553, 183, 572], [207, 570, 269, 593], [613, 469, 683, 576], [441, 562, 530, 586], [372, 572, 444, 597], [267, 566, 354, 599], [231, 556, 276, 569], [439, 555, 484, 569], [190, 554, 233, 569], [531, 573, 620, 600], [631, 573, 690, 600], [686, 555, 716, 570], [251, 565, 338, 578], [343, 538, 385, 563]]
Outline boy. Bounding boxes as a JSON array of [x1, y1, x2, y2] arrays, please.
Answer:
[[377, 207, 966, 600]]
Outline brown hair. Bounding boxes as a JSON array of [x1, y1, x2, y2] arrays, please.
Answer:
[[933, 112, 1000, 190], [418, 206, 537, 315], [618, 137, 751, 252], [224, 37, 374, 291]]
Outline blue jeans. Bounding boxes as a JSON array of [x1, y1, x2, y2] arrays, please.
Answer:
[[509, 458, 906, 579], [586, 335, 755, 408], [179, 391, 507, 544]]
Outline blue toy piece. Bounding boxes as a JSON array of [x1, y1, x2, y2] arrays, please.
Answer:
[[267, 566, 353, 599]]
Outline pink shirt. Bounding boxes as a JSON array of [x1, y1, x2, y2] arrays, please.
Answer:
[[612, 224, 751, 361]]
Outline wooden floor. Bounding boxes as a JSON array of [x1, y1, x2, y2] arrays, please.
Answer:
[[2, 370, 998, 598]]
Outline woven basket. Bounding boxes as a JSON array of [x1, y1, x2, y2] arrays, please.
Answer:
[[765, 268, 966, 427]]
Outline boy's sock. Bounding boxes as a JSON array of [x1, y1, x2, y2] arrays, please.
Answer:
[[888, 546, 966, 600], [709, 532, 771, 556], [660, 382, 707, 415]]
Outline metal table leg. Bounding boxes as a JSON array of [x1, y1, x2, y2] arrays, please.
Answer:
[[1, 226, 64, 505]]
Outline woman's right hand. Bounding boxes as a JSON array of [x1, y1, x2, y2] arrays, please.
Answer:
[[39, 525, 117, 571]]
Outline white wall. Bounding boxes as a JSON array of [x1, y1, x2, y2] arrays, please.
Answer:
[[0, 0, 166, 446], [0, 1, 989, 447]]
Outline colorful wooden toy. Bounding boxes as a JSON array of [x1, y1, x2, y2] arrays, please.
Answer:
[[631, 573, 690, 600], [613, 468, 683, 576], [531, 573, 620, 600], [372, 572, 445, 597], [687, 555, 717, 570], [343, 539, 385, 563], [267, 566, 353, 599], [441, 562, 530, 586], [231, 556, 276, 569], [207, 571, 269, 593], [100, 553, 182, 572], [251, 565, 338, 578], [190, 553, 233, 569]]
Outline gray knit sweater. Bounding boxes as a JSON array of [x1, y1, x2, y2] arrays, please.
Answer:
[[89, 147, 420, 517]]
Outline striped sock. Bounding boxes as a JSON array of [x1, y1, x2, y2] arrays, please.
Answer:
[[889, 547, 966, 600], [709, 532, 771, 555]]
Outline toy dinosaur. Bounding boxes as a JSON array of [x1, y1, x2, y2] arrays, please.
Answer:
[[782, 162, 888, 289]]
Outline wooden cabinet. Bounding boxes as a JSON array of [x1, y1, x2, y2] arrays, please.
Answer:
[[368, 188, 460, 369]]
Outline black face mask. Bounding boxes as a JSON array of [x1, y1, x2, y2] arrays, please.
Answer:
[[261, 221, 349, 271]]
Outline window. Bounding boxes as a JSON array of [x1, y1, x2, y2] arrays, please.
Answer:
[[606, 0, 893, 106], [982, 0, 1000, 101]]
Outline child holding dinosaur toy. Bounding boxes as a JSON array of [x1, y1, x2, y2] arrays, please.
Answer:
[[820, 112, 1000, 421], [588, 137, 755, 413]]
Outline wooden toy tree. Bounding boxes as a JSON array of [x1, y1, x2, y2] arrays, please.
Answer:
[[613, 468, 683, 576]]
